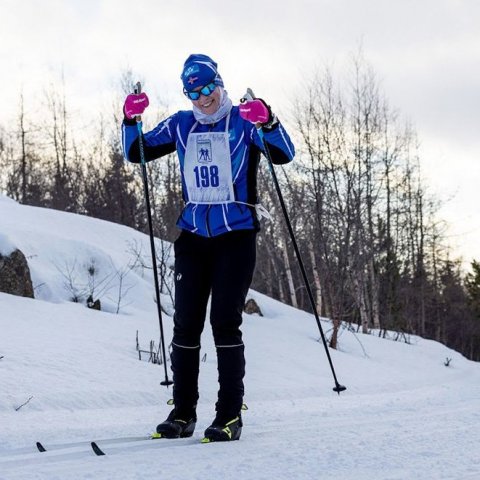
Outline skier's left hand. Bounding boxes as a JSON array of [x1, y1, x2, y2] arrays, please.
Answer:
[[239, 99, 271, 125]]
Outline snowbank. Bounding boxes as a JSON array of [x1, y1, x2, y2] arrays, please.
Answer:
[[0, 195, 479, 480]]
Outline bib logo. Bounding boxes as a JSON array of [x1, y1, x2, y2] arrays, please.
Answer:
[[197, 139, 212, 164]]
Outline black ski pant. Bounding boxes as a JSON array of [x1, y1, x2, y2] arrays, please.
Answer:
[[171, 229, 256, 420]]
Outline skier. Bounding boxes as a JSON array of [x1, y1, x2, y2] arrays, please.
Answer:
[[122, 54, 295, 442]]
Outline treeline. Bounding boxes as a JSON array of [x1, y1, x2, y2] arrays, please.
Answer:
[[0, 62, 479, 361], [255, 60, 480, 361]]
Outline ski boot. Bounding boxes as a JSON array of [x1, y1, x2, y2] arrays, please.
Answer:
[[152, 409, 196, 439], [201, 414, 242, 443]]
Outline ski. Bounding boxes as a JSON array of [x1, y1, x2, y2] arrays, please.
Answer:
[[87, 435, 200, 455], [35, 434, 205, 457], [91, 441, 105, 456], [34, 435, 150, 453], [36, 441, 46, 452]]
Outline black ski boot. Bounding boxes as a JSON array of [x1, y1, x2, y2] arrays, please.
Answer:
[[201, 414, 243, 443], [153, 409, 196, 439]]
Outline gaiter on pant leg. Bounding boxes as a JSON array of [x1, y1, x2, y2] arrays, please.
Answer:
[[215, 344, 246, 418], [171, 343, 200, 415]]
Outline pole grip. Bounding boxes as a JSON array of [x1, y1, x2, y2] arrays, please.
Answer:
[[134, 82, 142, 123], [240, 87, 256, 104]]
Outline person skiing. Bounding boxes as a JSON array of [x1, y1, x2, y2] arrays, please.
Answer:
[[121, 54, 295, 442]]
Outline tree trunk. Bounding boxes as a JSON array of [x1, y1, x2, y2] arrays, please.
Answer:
[[369, 258, 381, 329], [308, 240, 323, 315], [351, 272, 369, 333], [282, 237, 298, 308]]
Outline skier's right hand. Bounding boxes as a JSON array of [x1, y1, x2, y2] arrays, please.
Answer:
[[123, 92, 149, 119]]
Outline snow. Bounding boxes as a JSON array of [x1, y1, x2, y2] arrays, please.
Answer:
[[0, 234, 15, 256], [0, 214, 16, 257], [0, 195, 479, 480]]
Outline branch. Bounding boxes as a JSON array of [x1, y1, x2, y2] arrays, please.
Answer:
[[15, 395, 34, 411]]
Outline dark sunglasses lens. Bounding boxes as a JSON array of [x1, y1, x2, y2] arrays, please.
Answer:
[[200, 83, 214, 96], [188, 91, 200, 100]]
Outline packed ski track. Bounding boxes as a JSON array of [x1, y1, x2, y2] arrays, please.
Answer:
[[1, 195, 480, 479], [1, 381, 479, 480]]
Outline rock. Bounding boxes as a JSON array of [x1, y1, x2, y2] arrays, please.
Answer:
[[0, 248, 34, 298], [87, 295, 101, 311], [244, 298, 263, 316]]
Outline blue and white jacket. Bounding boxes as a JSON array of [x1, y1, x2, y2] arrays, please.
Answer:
[[122, 106, 295, 237]]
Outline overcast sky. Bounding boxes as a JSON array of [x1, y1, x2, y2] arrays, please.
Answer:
[[1, 0, 479, 267]]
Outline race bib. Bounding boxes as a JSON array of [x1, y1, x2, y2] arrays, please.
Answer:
[[184, 128, 235, 204]]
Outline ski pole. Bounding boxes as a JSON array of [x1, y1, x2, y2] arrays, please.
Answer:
[[241, 89, 346, 394], [134, 81, 173, 387]]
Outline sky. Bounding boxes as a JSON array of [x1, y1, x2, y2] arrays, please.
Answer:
[[1, 0, 479, 267]]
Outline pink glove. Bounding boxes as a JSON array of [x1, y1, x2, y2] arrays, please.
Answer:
[[123, 92, 150, 119], [239, 99, 270, 124]]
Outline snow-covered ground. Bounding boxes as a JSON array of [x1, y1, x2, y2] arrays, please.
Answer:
[[1, 194, 479, 480]]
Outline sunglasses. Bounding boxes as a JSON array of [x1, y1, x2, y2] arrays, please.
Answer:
[[183, 82, 216, 101]]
